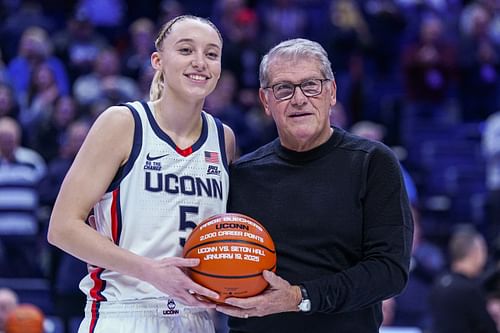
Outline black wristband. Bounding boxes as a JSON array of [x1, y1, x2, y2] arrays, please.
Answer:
[[299, 285, 309, 300]]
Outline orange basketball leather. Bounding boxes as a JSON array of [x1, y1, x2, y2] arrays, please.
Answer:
[[183, 213, 276, 301]]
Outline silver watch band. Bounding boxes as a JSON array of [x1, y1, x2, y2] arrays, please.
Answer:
[[298, 285, 311, 312]]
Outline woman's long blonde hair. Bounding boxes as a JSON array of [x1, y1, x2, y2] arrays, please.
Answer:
[[149, 15, 223, 101]]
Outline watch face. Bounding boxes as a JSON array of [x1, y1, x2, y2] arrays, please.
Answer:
[[299, 299, 311, 312]]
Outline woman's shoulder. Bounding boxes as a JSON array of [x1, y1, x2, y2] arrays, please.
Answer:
[[90, 104, 136, 136], [98, 104, 135, 121]]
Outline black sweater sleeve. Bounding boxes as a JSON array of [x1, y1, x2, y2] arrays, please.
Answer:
[[304, 144, 414, 313]]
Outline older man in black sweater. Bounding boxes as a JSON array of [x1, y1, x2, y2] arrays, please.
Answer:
[[215, 38, 413, 333]]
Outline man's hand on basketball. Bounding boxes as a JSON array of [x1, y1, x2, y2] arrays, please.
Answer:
[[143, 257, 220, 308], [215, 270, 301, 318]]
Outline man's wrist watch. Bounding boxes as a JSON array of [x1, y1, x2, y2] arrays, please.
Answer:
[[297, 285, 311, 312]]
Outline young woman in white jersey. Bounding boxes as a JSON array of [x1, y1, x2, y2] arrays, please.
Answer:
[[47, 15, 236, 333]]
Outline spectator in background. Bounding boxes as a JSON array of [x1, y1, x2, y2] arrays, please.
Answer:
[[237, 86, 278, 152], [481, 0, 500, 45], [52, 252, 87, 333], [19, 62, 62, 139], [0, 288, 18, 333], [257, 0, 308, 50], [401, 14, 457, 123], [137, 64, 156, 101], [325, 0, 374, 124], [52, 8, 109, 83], [482, 110, 500, 244], [39, 120, 90, 333], [395, 0, 460, 38], [380, 296, 424, 333], [361, 0, 407, 124], [0, 84, 20, 121], [0, 50, 8, 84], [391, 203, 445, 331], [211, 0, 247, 40], [73, 47, 140, 108], [329, 101, 350, 129], [429, 225, 496, 333], [84, 97, 114, 124], [220, 4, 263, 93], [6, 26, 69, 103], [218, 3, 275, 152], [28, 95, 79, 164], [74, 0, 126, 43], [39, 120, 90, 220], [350, 120, 386, 141], [122, 17, 156, 80], [325, 0, 372, 85], [0, 117, 46, 277], [458, 2, 500, 121], [0, 1, 56, 61], [361, 0, 406, 80], [156, 0, 185, 29], [205, 69, 259, 155]]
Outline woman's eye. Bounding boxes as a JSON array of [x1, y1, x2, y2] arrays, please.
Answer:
[[179, 48, 192, 54]]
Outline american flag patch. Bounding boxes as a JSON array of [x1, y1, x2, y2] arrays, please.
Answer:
[[204, 151, 219, 164]]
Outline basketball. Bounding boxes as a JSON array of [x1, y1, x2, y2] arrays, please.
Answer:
[[183, 213, 276, 301], [5, 304, 44, 333]]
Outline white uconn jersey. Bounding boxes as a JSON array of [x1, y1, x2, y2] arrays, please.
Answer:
[[80, 101, 229, 302]]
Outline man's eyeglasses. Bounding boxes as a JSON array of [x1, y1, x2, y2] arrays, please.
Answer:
[[264, 78, 330, 101]]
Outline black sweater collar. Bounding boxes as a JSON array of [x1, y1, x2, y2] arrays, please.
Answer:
[[273, 126, 345, 162]]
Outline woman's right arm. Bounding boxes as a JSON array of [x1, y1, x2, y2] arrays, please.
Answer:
[[48, 105, 145, 275], [47, 106, 218, 305]]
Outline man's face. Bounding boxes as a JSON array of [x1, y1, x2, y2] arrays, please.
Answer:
[[259, 57, 336, 151]]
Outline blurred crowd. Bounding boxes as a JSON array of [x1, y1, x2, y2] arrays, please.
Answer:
[[1, 0, 500, 332]]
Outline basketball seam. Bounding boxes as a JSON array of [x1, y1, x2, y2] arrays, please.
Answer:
[[188, 264, 276, 279]]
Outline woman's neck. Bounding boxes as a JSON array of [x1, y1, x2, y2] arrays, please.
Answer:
[[152, 95, 204, 149]]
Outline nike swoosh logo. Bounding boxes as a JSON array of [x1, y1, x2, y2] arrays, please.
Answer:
[[146, 153, 169, 161]]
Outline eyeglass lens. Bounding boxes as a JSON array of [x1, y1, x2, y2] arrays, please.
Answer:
[[273, 79, 323, 100]]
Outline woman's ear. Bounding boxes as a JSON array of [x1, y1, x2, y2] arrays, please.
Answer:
[[151, 51, 162, 71]]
